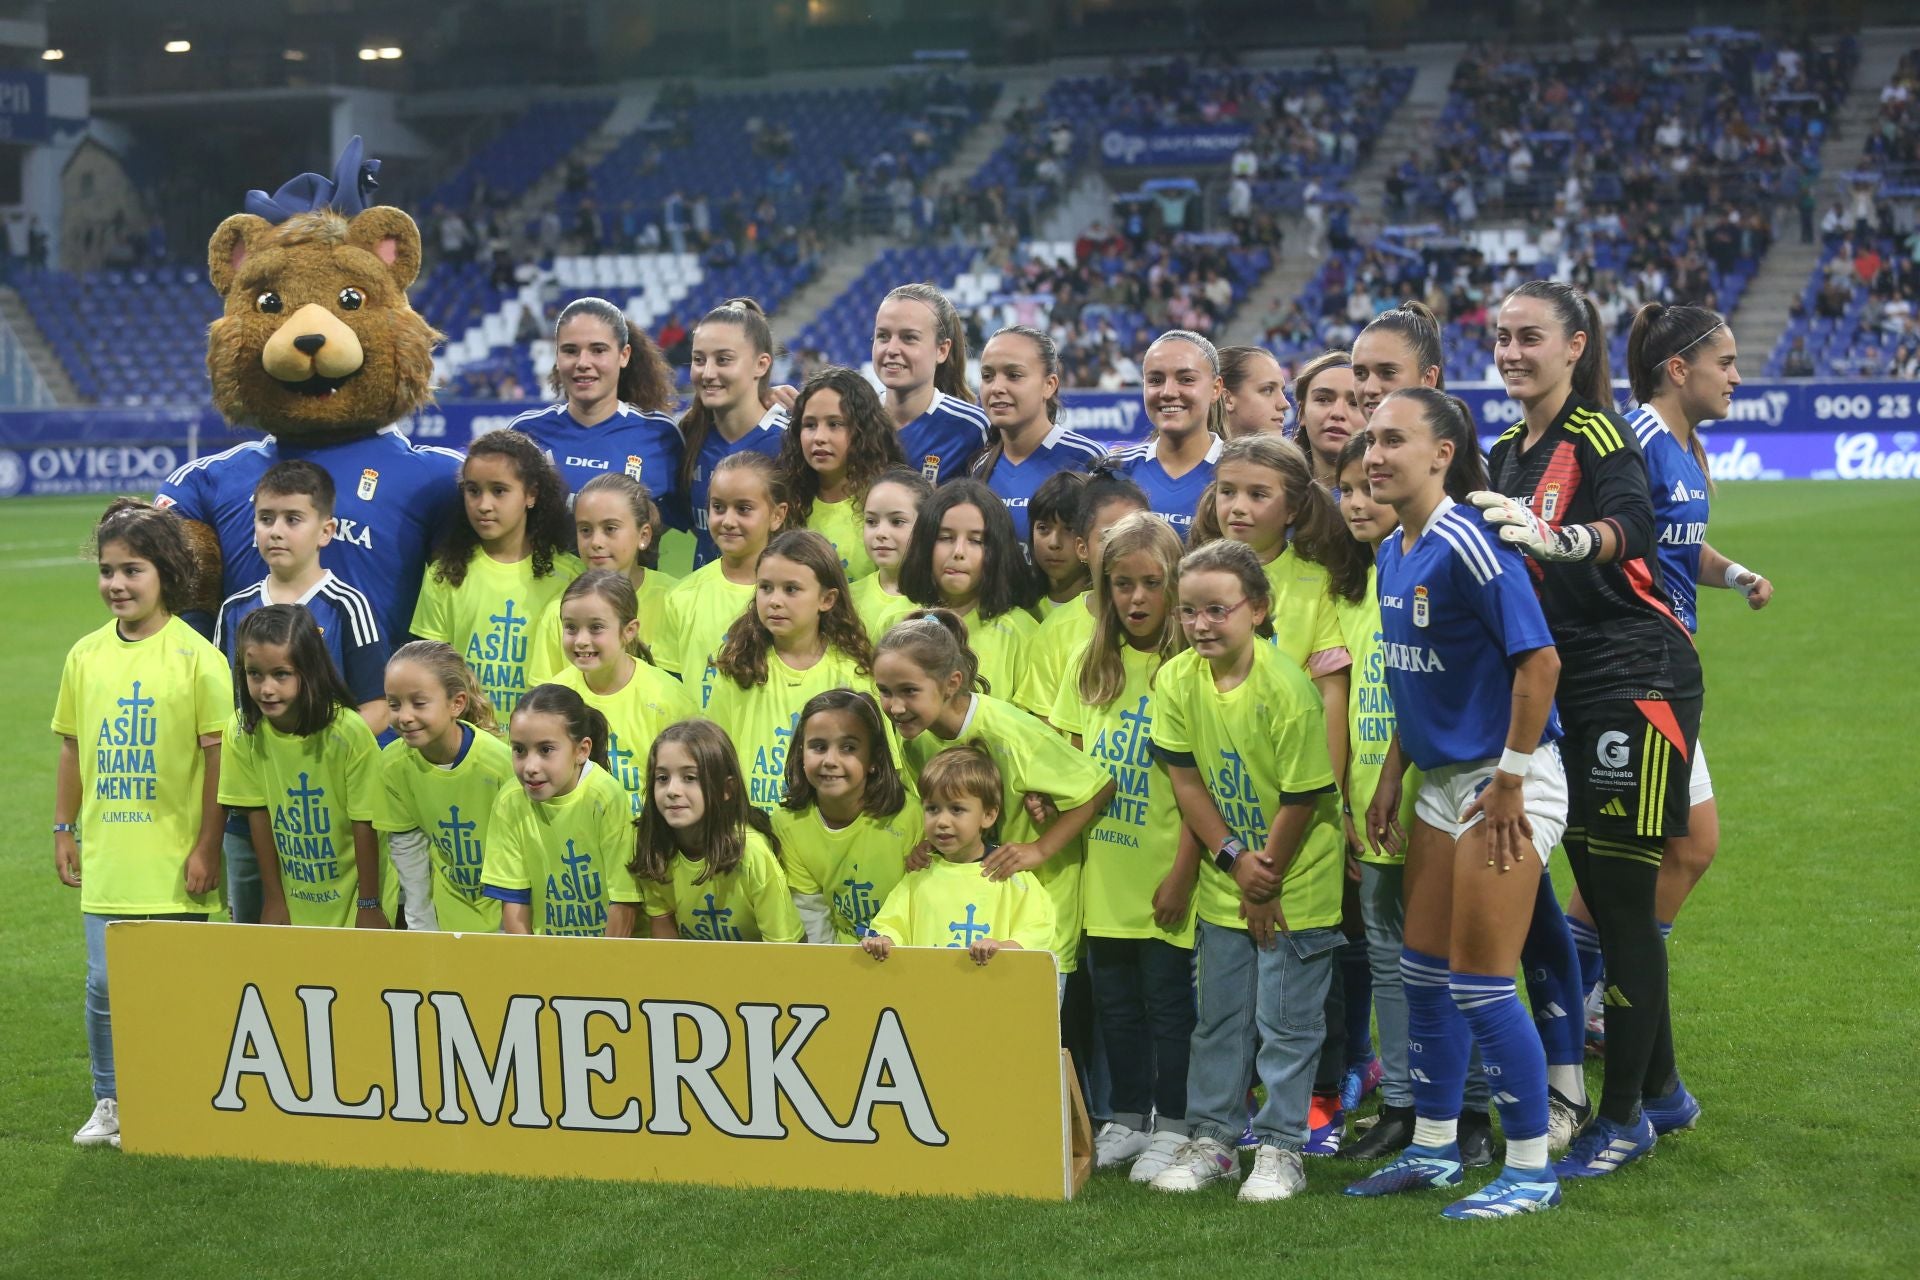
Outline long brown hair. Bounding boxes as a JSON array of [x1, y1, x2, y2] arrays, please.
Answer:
[[549, 296, 675, 412], [631, 718, 779, 886], [513, 683, 611, 771], [93, 497, 196, 615], [780, 688, 907, 818], [676, 297, 775, 499], [1627, 300, 1723, 485], [1212, 434, 1369, 605], [715, 529, 871, 688], [432, 429, 573, 588], [1504, 280, 1614, 407], [1078, 512, 1186, 706], [778, 365, 907, 527]]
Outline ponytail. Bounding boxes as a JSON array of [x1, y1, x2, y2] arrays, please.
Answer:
[[389, 640, 500, 737], [1380, 387, 1489, 503], [973, 325, 1059, 484], [1214, 434, 1369, 604], [1143, 328, 1228, 439], [1505, 280, 1613, 408], [1625, 302, 1726, 484], [1357, 299, 1446, 389], [882, 283, 975, 404], [876, 608, 984, 695], [514, 683, 611, 772], [677, 297, 776, 499]]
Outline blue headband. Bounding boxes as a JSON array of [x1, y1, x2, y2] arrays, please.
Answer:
[[242, 135, 380, 224]]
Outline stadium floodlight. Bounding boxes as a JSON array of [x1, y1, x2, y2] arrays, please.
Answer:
[[41, 49, 62, 61], [164, 39, 191, 53], [378, 46, 403, 59], [358, 47, 379, 60]]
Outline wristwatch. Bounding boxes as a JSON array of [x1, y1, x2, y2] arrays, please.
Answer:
[[1213, 838, 1245, 874], [356, 896, 382, 911]]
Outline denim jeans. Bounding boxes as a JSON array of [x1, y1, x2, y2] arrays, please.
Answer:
[[1357, 861, 1413, 1108], [224, 827, 261, 924], [1086, 934, 1196, 1134], [1185, 920, 1343, 1151], [84, 912, 206, 1099]]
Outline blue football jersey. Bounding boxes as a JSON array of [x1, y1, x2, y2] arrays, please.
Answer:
[[510, 401, 688, 529], [689, 403, 788, 568], [1629, 405, 1711, 634], [157, 426, 463, 643], [1109, 435, 1222, 535], [1376, 498, 1562, 771], [897, 389, 990, 485], [215, 571, 390, 706], [974, 422, 1107, 542]]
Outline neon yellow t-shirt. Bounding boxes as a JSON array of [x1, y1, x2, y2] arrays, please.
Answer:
[[1262, 546, 1348, 672], [899, 693, 1110, 973], [636, 830, 804, 941], [51, 616, 231, 916], [958, 605, 1037, 704], [219, 709, 381, 928], [851, 574, 917, 644], [773, 794, 924, 942], [1051, 643, 1194, 946], [1152, 644, 1343, 932], [655, 560, 755, 710], [480, 761, 637, 937], [553, 662, 698, 815], [374, 726, 513, 931], [523, 567, 679, 684], [705, 647, 877, 813], [1015, 593, 1094, 717], [1338, 576, 1417, 866], [869, 855, 1055, 952], [805, 496, 876, 582], [410, 550, 584, 715]]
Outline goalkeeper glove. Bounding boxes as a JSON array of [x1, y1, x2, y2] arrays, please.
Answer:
[[1467, 490, 1598, 563]]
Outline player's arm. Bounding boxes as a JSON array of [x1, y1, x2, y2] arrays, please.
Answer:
[[1463, 644, 1561, 870], [1698, 541, 1773, 608], [606, 903, 637, 938], [648, 912, 679, 939], [1471, 427, 1654, 564], [1312, 667, 1350, 817], [351, 821, 389, 928], [184, 735, 225, 896], [53, 735, 81, 887], [980, 777, 1116, 879]]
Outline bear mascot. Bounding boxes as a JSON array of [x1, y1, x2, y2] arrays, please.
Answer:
[[156, 137, 461, 644]]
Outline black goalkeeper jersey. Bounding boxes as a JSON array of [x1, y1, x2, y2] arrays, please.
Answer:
[[1486, 394, 1703, 708]]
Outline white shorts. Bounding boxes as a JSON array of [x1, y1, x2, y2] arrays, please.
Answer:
[[1690, 740, 1713, 807], [1415, 742, 1569, 864]]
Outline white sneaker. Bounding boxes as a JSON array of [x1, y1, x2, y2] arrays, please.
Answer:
[[1547, 1087, 1592, 1153], [73, 1097, 119, 1147], [1150, 1137, 1239, 1192], [1094, 1121, 1151, 1169], [1239, 1144, 1306, 1202], [1129, 1129, 1189, 1183]]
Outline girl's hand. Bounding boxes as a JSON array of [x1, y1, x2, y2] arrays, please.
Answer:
[[356, 906, 393, 930], [1346, 849, 1365, 883], [1150, 867, 1195, 931], [1462, 776, 1533, 872], [1240, 897, 1287, 951], [1230, 849, 1280, 902], [54, 833, 81, 888], [862, 933, 892, 961], [1365, 775, 1406, 857], [259, 897, 290, 927], [904, 840, 934, 872], [969, 937, 1002, 965], [770, 383, 799, 412], [981, 842, 1046, 881], [1742, 573, 1774, 610], [184, 843, 221, 896], [1023, 792, 1059, 827]]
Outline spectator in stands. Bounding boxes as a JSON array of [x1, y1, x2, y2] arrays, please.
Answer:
[[657, 313, 690, 368], [1817, 275, 1851, 320], [1782, 335, 1815, 377], [664, 190, 688, 254], [1854, 240, 1885, 288], [436, 207, 473, 266], [1821, 200, 1848, 246]]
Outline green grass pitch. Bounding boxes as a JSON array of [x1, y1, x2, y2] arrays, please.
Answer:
[[2, 484, 1916, 1277]]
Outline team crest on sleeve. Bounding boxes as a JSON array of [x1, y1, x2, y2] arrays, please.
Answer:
[[625, 455, 645, 481], [1539, 482, 1561, 522], [357, 469, 379, 501], [920, 455, 941, 482], [1412, 585, 1430, 628]]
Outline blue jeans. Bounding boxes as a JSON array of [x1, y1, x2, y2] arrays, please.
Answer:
[[224, 827, 261, 924], [1185, 920, 1343, 1151], [85, 912, 206, 1099], [1358, 861, 1413, 1108], [1086, 934, 1196, 1134]]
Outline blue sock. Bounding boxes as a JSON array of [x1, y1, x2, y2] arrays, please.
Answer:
[[1568, 912, 1605, 1001], [1659, 919, 1673, 941], [1342, 938, 1374, 1063], [1401, 947, 1469, 1126], [1451, 971, 1551, 1171], [1522, 875, 1587, 1067]]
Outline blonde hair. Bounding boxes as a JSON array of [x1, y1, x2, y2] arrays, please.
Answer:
[[388, 640, 500, 735], [1078, 512, 1187, 706]]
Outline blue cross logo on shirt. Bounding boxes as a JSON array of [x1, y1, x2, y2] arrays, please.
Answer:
[[285, 772, 330, 835], [436, 805, 481, 873], [690, 893, 739, 940], [948, 903, 990, 948], [837, 874, 879, 932], [556, 838, 595, 902], [490, 599, 529, 660], [117, 681, 158, 746]]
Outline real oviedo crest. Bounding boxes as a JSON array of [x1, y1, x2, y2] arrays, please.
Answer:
[[1412, 585, 1430, 628]]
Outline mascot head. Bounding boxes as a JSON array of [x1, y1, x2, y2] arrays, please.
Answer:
[[206, 137, 441, 438]]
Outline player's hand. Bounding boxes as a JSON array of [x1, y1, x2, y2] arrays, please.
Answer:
[[1240, 897, 1285, 950], [862, 933, 892, 961], [770, 383, 799, 412], [1738, 571, 1773, 610], [1469, 490, 1595, 562], [1151, 866, 1195, 930], [1365, 774, 1405, 856], [1230, 847, 1280, 901], [184, 842, 221, 896], [904, 840, 934, 872], [968, 937, 1003, 965], [54, 833, 82, 888], [981, 841, 1046, 881], [1023, 792, 1059, 826], [1462, 774, 1533, 872], [356, 906, 392, 930], [259, 897, 290, 927]]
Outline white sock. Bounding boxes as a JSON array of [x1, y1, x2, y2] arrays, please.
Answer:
[[1413, 1117, 1458, 1149], [1547, 1064, 1586, 1104], [1507, 1135, 1550, 1173]]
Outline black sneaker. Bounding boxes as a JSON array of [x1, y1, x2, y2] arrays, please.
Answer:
[[1338, 1105, 1415, 1161], [1458, 1109, 1497, 1168]]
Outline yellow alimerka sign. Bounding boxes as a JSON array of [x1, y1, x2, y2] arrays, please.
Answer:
[[109, 922, 1081, 1200]]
